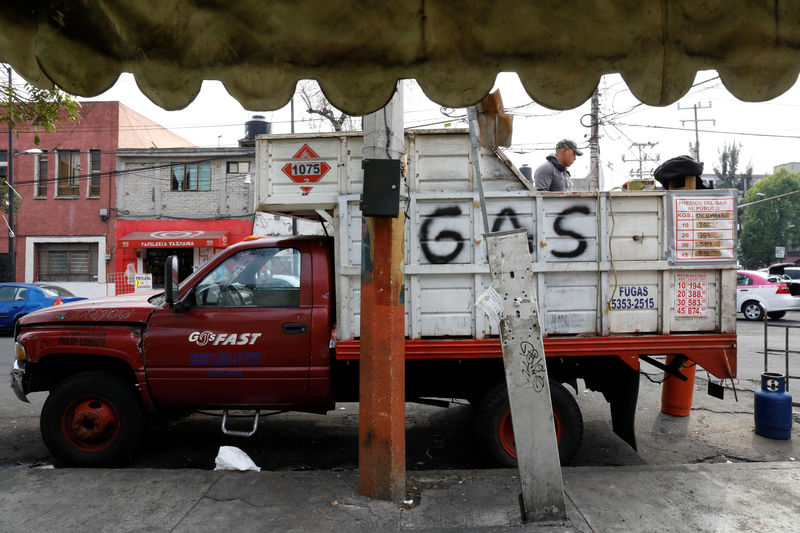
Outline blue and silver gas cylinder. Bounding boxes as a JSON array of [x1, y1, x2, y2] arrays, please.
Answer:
[[754, 372, 792, 440]]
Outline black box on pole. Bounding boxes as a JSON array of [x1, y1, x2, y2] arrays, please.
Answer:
[[360, 159, 401, 217]]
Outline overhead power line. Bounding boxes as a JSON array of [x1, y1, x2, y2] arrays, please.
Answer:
[[615, 122, 800, 140]]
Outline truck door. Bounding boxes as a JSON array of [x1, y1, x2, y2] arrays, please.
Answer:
[[144, 246, 312, 407]]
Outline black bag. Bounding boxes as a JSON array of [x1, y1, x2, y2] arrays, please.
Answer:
[[653, 155, 712, 189]]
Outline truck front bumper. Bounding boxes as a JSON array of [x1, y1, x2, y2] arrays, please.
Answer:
[[10, 360, 29, 403]]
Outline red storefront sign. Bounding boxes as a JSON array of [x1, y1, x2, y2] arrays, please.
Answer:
[[119, 230, 229, 248]]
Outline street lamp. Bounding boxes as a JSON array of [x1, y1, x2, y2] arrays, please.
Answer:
[[4, 147, 42, 281]]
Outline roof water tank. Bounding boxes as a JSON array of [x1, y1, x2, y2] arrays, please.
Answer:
[[245, 115, 271, 139], [520, 164, 532, 182]]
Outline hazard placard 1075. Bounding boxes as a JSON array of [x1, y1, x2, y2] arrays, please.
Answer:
[[290, 162, 322, 176], [674, 272, 708, 316]]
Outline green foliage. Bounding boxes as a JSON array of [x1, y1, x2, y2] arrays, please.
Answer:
[[738, 167, 800, 268], [713, 141, 753, 193], [1, 67, 80, 215], [1, 68, 81, 145]]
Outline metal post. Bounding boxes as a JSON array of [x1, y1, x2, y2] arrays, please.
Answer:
[[466, 106, 490, 236], [763, 315, 768, 373], [7, 65, 14, 282], [786, 327, 790, 392], [486, 229, 566, 522], [358, 84, 405, 501], [589, 88, 600, 191], [290, 95, 295, 134]]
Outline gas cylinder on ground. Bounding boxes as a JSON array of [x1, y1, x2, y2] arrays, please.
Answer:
[[660, 357, 696, 416], [754, 372, 792, 440]]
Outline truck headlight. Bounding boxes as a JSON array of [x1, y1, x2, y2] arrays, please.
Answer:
[[15, 342, 27, 361]]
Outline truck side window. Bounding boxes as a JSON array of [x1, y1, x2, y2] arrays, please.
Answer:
[[193, 247, 301, 308]]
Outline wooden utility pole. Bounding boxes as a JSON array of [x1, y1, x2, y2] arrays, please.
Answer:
[[358, 84, 406, 501], [622, 142, 659, 180], [678, 102, 714, 161]]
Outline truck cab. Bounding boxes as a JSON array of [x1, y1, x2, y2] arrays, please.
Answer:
[[11, 235, 335, 466]]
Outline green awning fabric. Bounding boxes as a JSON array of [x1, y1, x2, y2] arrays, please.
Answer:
[[1, 1, 799, 113]]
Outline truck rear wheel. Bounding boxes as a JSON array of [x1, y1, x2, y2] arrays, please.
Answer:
[[40, 371, 144, 467], [475, 380, 583, 467]]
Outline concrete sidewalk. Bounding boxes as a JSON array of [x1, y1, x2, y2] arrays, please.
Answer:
[[1, 461, 798, 532]]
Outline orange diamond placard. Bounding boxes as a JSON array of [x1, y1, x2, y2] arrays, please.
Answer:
[[281, 143, 331, 194]]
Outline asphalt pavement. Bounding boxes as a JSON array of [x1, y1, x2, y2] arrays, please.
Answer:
[[1, 461, 799, 531], [2, 318, 800, 531]]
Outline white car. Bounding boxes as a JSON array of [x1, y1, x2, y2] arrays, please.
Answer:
[[736, 270, 800, 321]]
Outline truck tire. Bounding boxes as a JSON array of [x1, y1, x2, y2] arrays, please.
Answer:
[[475, 380, 583, 467], [40, 371, 144, 467]]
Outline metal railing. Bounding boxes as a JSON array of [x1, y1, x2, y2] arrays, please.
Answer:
[[762, 315, 800, 392], [105, 272, 136, 296]]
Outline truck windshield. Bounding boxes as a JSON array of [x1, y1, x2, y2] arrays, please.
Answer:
[[193, 247, 301, 308]]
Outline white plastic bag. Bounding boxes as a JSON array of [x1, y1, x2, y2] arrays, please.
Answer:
[[214, 446, 261, 472]]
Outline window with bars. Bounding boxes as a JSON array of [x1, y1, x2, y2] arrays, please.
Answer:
[[57, 149, 81, 197], [171, 162, 211, 191], [36, 242, 98, 282], [36, 151, 48, 198], [89, 149, 101, 197]]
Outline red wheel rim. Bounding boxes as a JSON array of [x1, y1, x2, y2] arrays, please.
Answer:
[[499, 408, 563, 459], [61, 396, 120, 452]]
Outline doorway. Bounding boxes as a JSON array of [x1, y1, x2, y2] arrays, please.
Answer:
[[144, 248, 194, 287]]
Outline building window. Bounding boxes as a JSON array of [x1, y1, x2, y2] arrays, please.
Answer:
[[36, 242, 99, 282], [88, 149, 101, 197], [227, 161, 250, 174], [36, 151, 48, 198], [0, 150, 7, 180], [57, 149, 81, 197], [171, 162, 211, 191]]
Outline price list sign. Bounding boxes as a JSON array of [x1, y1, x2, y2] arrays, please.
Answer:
[[673, 195, 735, 262], [674, 273, 708, 316]]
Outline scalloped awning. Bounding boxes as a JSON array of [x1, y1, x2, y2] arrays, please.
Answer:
[[1, 1, 799, 114]]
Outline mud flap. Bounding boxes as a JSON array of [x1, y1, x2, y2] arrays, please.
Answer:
[[607, 364, 639, 451], [581, 357, 640, 451]]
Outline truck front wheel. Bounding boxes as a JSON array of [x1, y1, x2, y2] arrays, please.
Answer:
[[40, 371, 144, 467], [475, 380, 583, 467]]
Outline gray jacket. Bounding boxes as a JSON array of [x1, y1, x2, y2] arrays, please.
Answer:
[[534, 155, 572, 192]]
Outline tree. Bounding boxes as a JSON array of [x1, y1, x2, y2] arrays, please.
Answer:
[[297, 81, 360, 132], [1, 66, 81, 215], [738, 167, 800, 268], [2, 66, 81, 145], [713, 141, 753, 193]]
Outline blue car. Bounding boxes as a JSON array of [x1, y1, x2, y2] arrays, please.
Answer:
[[0, 283, 87, 333]]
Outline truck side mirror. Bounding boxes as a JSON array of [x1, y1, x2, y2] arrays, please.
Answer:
[[165, 255, 180, 307]]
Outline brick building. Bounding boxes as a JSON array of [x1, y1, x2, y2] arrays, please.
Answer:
[[0, 101, 193, 296], [114, 146, 255, 291]]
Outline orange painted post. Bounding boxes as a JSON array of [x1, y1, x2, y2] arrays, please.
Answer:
[[661, 355, 697, 416], [358, 86, 406, 501], [358, 214, 406, 500]]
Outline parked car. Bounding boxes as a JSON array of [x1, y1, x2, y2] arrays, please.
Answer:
[[34, 282, 80, 297], [0, 283, 87, 333], [766, 263, 800, 295], [736, 270, 800, 321]]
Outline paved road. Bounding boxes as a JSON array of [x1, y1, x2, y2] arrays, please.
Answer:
[[2, 317, 799, 471]]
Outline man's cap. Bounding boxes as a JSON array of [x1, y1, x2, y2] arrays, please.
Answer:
[[556, 139, 583, 156]]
